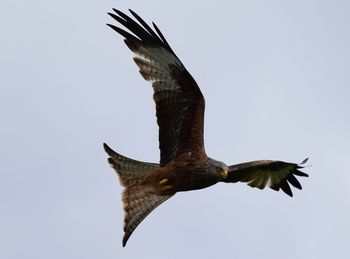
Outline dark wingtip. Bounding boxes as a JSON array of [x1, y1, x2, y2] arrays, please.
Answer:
[[300, 157, 309, 165], [294, 169, 309, 177], [106, 23, 116, 30], [128, 9, 136, 16], [271, 184, 293, 197], [296, 158, 310, 173], [280, 182, 293, 197], [112, 8, 120, 14], [287, 174, 302, 190], [122, 235, 128, 247], [103, 142, 114, 156]]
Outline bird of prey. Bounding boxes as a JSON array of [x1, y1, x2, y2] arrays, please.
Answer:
[[103, 9, 309, 247]]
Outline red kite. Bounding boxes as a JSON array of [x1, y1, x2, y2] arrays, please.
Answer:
[[104, 9, 309, 246]]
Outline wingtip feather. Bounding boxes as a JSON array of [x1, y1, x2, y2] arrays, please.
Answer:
[[287, 174, 302, 190], [112, 8, 121, 14], [122, 236, 127, 247], [280, 181, 293, 197], [294, 170, 309, 177], [106, 23, 118, 32], [103, 142, 115, 157], [128, 9, 136, 16], [300, 157, 309, 165]]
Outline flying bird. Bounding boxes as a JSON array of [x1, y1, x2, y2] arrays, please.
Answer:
[[104, 9, 309, 246]]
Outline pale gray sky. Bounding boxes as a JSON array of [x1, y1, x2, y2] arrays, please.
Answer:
[[1, 1, 350, 258]]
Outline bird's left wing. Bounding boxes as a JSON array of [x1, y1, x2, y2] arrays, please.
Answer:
[[107, 9, 206, 166], [223, 158, 309, 197]]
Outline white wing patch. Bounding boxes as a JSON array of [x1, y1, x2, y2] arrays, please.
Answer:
[[136, 46, 181, 68], [132, 46, 183, 91]]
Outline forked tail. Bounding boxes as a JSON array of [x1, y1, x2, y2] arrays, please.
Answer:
[[103, 143, 173, 246]]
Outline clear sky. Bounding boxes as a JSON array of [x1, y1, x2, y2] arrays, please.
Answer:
[[1, 1, 350, 258]]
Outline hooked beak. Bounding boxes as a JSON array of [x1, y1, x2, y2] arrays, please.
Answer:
[[220, 169, 228, 179]]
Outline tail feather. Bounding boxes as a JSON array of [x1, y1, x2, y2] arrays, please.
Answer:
[[103, 143, 173, 246], [104, 143, 158, 185], [122, 187, 172, 246]]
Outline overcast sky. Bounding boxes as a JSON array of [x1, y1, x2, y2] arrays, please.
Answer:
[[1, 0, 350, 258]]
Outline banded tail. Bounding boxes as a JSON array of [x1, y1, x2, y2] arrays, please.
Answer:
[[103, 143, 173, 246]]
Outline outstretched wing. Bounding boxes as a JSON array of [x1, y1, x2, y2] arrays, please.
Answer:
[[107, 9, 206, 165], [224, 158, 309, 197]]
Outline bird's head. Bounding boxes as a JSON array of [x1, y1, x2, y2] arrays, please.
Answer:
[[208, 158, 228, 180]]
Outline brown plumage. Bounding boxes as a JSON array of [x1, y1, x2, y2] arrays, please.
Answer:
[[104, 9, 309, 246]]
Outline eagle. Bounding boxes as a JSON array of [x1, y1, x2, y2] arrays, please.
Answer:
[[103, 9, 309, 247]]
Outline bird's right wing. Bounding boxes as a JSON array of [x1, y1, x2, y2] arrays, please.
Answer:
[[107, 9, 206, 165], [224, 158, 309, 197]]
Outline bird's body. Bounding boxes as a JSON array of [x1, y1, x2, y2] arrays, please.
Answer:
[[104, 9, 309, 246], [157, 155, 228, 193], [106, 144, 227, 194]]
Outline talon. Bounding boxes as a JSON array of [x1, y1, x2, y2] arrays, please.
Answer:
[[159, 178, 168, 185], [161, 185, 173, 191]]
